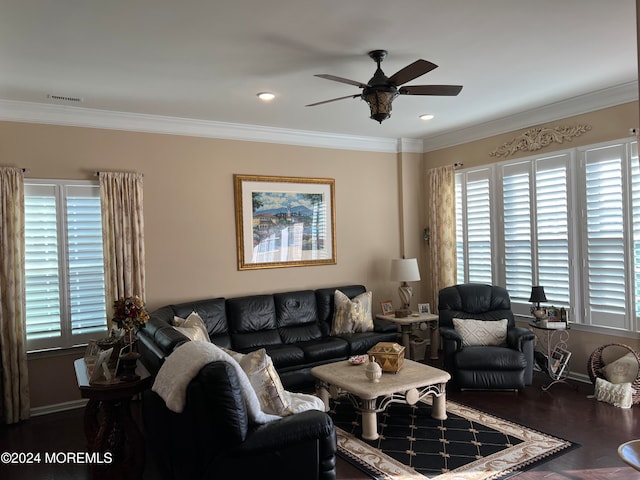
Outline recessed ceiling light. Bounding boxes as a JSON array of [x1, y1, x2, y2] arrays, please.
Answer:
[[419, 114, 435, 121], [257, 92, 275, 102]]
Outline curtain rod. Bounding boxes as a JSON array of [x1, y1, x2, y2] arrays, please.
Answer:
[[454, 162, 464, 168], [21, 168, 30, 173], [94, 171, 144, 177]]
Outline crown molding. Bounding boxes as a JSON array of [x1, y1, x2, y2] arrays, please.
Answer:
[[1, 81, 637, 155], [422, 81, 639, 152], [0, 99, 403, 153]]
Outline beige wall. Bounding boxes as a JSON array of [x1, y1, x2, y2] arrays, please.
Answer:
[[8, 101, 640, 408], [423, 101, 640, 375], [1, 121, 414, 409]]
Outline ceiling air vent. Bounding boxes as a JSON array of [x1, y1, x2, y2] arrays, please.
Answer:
[[47, 94, 84, 103]]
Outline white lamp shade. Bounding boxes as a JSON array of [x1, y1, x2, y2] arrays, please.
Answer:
[[390, 258, 421, 282]]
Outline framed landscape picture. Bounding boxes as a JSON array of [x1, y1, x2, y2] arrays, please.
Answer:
[[234, 174, 336, 270]]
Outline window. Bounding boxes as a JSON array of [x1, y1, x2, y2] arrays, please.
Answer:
[[24, 180, 107, 351], [455, 168, 493, 284], [455, 139, 640, 333]]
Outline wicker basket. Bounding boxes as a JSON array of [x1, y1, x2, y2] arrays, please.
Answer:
[[587, 343, 640, 405]]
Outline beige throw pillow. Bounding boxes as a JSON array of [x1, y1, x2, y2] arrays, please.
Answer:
[[331, 290, 374, 335], [595, 377, 633, 408], [452, 318, 508, 347], [600, 352, 639, 384], [173, 311, 211, 343], [239, 348, 290, 416]]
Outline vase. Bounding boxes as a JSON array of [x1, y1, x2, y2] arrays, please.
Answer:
[[365, 356, 382, 382], [118, 351, 141, 381]]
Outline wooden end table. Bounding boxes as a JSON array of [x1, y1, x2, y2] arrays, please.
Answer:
[[74, 358, 152, 480], [312, 358, 451, 441], [376, 311, 440, 359]]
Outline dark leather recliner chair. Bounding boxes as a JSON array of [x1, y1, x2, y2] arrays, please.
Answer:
[[438, 283, 535, 390], [143, 361, 337, 480]]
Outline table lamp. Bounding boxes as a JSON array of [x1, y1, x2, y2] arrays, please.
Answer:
[[529, 286, 548, 321], [390, 258, 421, 318]]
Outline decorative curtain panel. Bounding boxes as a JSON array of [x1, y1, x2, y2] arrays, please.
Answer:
[[0, 167, 30, 424], [425, 165, 457, 310], [99, 172, 146, 330]]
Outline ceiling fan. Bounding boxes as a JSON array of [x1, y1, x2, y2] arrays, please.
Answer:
[[306, 50, 463, 123]]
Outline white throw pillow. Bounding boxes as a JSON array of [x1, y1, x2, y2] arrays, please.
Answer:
[[239, 348, 291, 416], [331, 290, 374, 335], [173, 311, 211, 343], [600, 352, 639, 384], [595, 377, 633, 408], [452, 318, 508, 347]]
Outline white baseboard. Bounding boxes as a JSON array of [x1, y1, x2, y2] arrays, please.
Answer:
[[31, 399, 88, 417]]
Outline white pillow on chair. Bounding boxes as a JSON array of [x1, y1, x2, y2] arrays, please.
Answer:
[[452, 318, 508, 347]]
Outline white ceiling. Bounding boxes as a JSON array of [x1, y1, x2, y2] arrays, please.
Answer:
[[1, 0, 637, 149]]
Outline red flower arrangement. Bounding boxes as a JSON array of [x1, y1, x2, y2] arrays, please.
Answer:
[[112, 296, 149, 351]]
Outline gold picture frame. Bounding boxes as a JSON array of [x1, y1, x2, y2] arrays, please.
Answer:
[[234, 174, 336, 270]]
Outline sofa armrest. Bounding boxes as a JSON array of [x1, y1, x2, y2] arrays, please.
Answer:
[[373, 317, 397, 333], [507, 326, 535, 351], [240, 409, 335, 453], [439, 326, 462, 350], [211, 410, 337, 480]]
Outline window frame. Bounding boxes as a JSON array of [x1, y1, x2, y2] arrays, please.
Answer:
[[454, 138, 640, 338], [24, 179, 108, 352]]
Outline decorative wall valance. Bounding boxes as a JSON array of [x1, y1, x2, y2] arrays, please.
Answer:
[[490, 124, 592, 158]]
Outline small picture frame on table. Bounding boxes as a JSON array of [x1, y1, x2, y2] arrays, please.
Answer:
[[89, 347, 114, 384], [380, 300, 394, 316], [418, 303, 431, 314]]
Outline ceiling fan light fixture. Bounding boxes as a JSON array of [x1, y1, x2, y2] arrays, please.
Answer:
[[257, 92, 275, 102], [363, 88, 397, 124], [419, 114, 435, 121]]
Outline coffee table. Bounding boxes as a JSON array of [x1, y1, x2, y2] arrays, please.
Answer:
[[311, 358, 451, 440]]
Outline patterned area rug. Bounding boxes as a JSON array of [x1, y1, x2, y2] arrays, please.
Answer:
[[331, 397, 575, 480]]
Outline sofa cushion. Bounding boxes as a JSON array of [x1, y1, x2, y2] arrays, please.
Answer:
[[595, 377, 633, 408], [173, 311, 211, 342], [600, 352, 639, 384], [331, 290, 373, 335], [274, 290, 318, 327], [338, 331, 398, 355], [315, 285, 366, 327], [263, 344, 306, 368], [170, 298, 228, 338], [239, 348, 291, 416], [298, 337, 350, 363], [227, 295, 282, 350], [454, 346, 527, 370]]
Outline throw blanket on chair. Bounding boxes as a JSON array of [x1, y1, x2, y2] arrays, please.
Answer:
[[152, 341, 282, 424]]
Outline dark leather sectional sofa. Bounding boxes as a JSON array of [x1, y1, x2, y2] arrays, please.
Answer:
[[139, 284, 398, 480]]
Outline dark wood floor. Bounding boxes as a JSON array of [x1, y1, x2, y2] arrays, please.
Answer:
[[1, 364, 640, 480]]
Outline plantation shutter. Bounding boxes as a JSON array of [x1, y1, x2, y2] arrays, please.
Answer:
[[584, 144, 626, 329], [535, 155, 571, 306], [458, 169, 493, 284], [502, 162, 533, 303], [66, 186, 107, 336], [631, 142, 640, 320], [24, 185, 62, 342]]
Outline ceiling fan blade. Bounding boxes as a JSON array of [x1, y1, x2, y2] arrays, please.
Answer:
[[305, 94, 361, 107], [314, 74, 369, 88], [399, 85, 463, 96], [388, 59, 438, 86]]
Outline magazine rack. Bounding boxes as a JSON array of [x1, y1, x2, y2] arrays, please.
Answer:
[[529, 321, 571, 391]]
